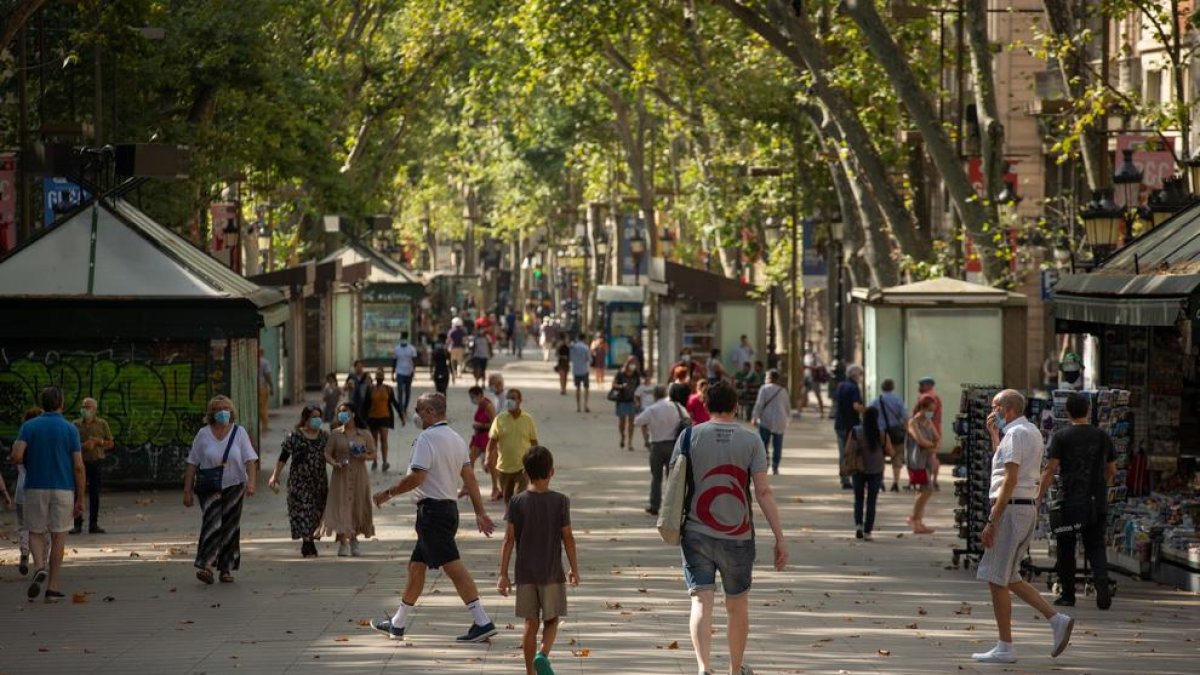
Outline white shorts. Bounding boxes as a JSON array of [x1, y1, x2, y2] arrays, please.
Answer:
[[23, 489, 75, 534], [976, 504, 1036, 586]]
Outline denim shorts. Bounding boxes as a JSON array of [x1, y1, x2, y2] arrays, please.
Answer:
[[680, 529, 756, 597]]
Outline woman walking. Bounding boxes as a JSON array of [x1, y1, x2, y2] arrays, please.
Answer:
[[321, 373, 341, 424], [268, 405, 330, 558], [554, 336, 571, 395], [668, 365, 691, 406], [906, 395, 941, 534], [184, 396, 259, 584], [320, 403, 376, 556], [365, 368, 402, 472], [466, 386, 499, 500], [687, 378, 712, 425], [590, 333, 608, 385], [849, 406, 890, 540], [470, 332, 492, 387], [611, 359, 640, 450]]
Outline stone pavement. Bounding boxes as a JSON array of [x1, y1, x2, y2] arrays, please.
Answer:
[[1, 353, 1197, 674]]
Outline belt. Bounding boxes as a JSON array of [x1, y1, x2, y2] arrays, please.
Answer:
[[991, 498, 1034, 506], [417, 498, 456, 506]]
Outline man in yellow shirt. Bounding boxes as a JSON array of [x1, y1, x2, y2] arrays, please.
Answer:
[[486, 389, 538, 505], [73, 397, 114, 534]]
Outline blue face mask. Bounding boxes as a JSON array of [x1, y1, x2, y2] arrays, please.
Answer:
[[308, 417, 323, 430], [213, 410, 231, 425], [994, 409, 1007, 433], [337, 411, 351, 425]]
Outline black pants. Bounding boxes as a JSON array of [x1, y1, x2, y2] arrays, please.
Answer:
[[434, 374, 449, 395], [75, 461, 102, 530], [1056, 518, 1109, 599], [396, 373, 414, 414], [648, 440, 674, 512]]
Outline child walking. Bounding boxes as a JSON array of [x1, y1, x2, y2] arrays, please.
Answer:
[[497, 446, 579, 675]]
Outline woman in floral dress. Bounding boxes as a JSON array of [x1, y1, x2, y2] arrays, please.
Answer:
[[320, 402, 376, 557], [268, 405, 329, 558]]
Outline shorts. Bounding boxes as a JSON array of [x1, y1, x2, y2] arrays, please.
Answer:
[[450, 347, 465, 363], [498, 470, 528, 501], [473, 357, 489, 372], [24, 489, 75, 534], [410, 499, 460, 569], [615, 400, 638, 417], [976, 504, 1037, 586], [680, 529, 755, 597], [908, 468, 930, 487], [367, 416, 394, 430], [516, 582, 568, 620], [573, 374, 589, 388]]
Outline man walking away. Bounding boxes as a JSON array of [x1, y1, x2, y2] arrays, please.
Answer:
[[448, 317, 467, 381], [393, 337, 418, 417], [1038, 392, 1115, 610], [346, 360, 371, 426], [973, 389, 1073, 664], [430, 334, 452, 395], [752, 369, 791, 475], [371, 393, 498, 642], [258, 347, 274, 431], [569, 334, 591, 413], [833, 365, 865, 490], [486, 389, 540, 505], [634, 385, 689, 516], [674, 381, 787, 675], [11, 386, 85, 603], [872, 379, 908, 492], [72, 398, 113, 534]]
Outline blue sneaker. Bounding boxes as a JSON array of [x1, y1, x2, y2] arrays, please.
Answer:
[[371, 618, 405, 640], [533, 651, 555, 675], [456, 621, 497, 643]]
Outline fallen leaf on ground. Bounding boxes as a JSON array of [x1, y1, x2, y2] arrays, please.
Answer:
[[356, 619, 371, 627], [878, 649, 891, 656], [72, 593, 88, 604], [102, 596, 115, 602], [605, 601, 622, 609], [792, 496, 803, 503], [128, 551, 140, 558], [572, 648, 591, 657], [666, 640, 679, 649], [38, 647, 50, 652], [906, 623, 919, 629], [917, 606, 928, 615], [334, 636, 350, 642], [505, 623, 515, 629], [569, 638, 577, 645]]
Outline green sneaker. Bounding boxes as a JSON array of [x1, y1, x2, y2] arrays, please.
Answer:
[[533, 651, 555, 675]]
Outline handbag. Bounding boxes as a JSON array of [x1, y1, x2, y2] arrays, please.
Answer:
[[656, 426, 694, 545], [671, 402, 691, 439], [878, 399, 907, 447], [194, 425, 239, 497], [840, 427, 866, 476]]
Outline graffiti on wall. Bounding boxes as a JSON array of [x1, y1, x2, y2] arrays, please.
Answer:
[[0, 342, 222, 486]]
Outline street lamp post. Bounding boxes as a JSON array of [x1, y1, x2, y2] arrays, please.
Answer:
[[829, 213, 845, 385], [764, 217, 782, 370], [660, 228, 676, 259], [629, 228, 647, 284], [1080, 189, 1123, 263], [223, 219, 241, 274]]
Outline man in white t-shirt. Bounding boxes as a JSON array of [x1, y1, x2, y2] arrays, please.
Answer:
[[371, 392, 497, 643], [393, 339, 418, 418], [972, 389, 1073, 665]]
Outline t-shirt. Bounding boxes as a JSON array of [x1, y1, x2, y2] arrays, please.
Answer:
[[186, 425, 259, 489], [448, 326, 467, 348], [635, 384, 656, 410], [833, 381, 863, 431], [672, 421, 767, 541], [732, 344, 753, 370], [489, 411, 538, 474], [1047, 424, 1115, 510], [393, 342, 417, 376], [687, 393, 710, 425], [507, 490, 570, 585], [410, 422, 470, 501], [874, 392, 907, 431], [431, 344, 451, 377], [989, 416, 1044, 500], [569, 342, 591, 375], [75, 416, 114, 463], [17, 412, 81, 491]]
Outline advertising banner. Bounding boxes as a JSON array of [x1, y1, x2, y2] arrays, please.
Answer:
[[43, 176, 90, 226], [1115, 134, 1176, 207]]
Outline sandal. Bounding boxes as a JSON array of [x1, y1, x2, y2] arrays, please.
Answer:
[[219, 572, 235, 583], [196, 568, 214, 585]]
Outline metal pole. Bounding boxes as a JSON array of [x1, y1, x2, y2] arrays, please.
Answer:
[[790, 124, 802, 410]]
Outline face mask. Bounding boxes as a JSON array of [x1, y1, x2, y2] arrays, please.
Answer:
[[308, 417, 323, 430], [681, 355, 691, 363], [994, 410, 1007, 433], [505, 399, 519, 412], [337, 411, 351, 425], [923, 411, 934, 420], [214, 410, 231, 425], [411, 413, 425, 430]]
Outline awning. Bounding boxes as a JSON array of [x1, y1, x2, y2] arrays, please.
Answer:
[[596, 285, 645, 303], [1054, 294, 1186, 326]]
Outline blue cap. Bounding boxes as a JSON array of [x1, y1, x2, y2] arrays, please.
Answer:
[[918, 377, 935, 386]]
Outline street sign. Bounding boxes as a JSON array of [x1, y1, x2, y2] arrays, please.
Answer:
[[43, 176, 90, 226]]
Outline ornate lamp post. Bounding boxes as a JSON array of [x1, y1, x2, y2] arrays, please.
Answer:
[[829, 212, 846, 381], [629, 228, 647, 284], [660, 228, 676, 258], [763, 217, 782, 369], [1080, 190, 1123, 263]]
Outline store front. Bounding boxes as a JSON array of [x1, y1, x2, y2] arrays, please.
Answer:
[[596, 285, 645, 368], [323, 240, 424, 369]]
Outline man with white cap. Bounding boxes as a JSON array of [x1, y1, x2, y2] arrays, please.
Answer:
[[447, 316, 467, 383]]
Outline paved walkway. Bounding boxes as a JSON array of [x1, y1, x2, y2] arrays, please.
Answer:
[[1, 353, 1197, 674]]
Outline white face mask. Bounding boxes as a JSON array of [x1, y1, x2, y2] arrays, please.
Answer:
[[505, 399, 519, 413], [411, 413, 425, 430]]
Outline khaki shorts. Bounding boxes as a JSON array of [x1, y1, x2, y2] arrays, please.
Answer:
[[976, 504, 1037, 586], [516, 582, 568, 620], [498, 470, 528, 502], [24, 489, 75, 534], [450, 347, 465, 363]]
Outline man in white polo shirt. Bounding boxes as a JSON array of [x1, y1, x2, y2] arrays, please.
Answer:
[[973, 389, 1073, 664], [371, 392, 497, 643]]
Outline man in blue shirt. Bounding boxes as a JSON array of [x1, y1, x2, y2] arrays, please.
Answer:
[[872, 378, 908, 492], [832, 365, 865, 489], [569, 334, 592, 413], [11, 386, 85, 603]]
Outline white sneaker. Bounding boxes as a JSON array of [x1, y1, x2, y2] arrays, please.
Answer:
[[972, 644, 1017, 664], [337, 542, 350, 557], [863, 532, 874, 541], [1050, 613, 1074, 657]]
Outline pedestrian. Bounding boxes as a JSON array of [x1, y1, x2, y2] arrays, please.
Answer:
[[470, 331, 492, 387], [1058, 352, 1084, 391], [913, 376, 943, 490], [497, 446, 580, 675], [485, 373, 507, 410], [322, 373, 341, 424], [466, 386, 500, 501], [735, 362, 756, 420], [668, 365, 692, 406], [370, 392, 498, 643], [393, 336, 418, 417], [848, 406, 890, 540], [687, 378, 712, 425], [590, 333, 608, 386], [345, 360, 372, 426], [11, 388, 85, 603], [541, 318, 557, 362], [973, 389, 1073, 665], [672, 381, 787, 675], [184, 395, 258, 585], [513, 318, 527, 359], [365, 368, 402, 472], [672, 347, 706, 389], [634, 370, 655, 450], [267, 405, 330, 558], [12, 407, 50, 577], [258, 347, 274, 431], [569, 333, 591, 413], [72, 397, 114, 534], [872, 379, 908, 493], [833, 364, 865, 490], [629, 334, 646, 374], [1037, 392, 1115, 610], [706, 348, 729, 385], [611, 359, 640, 450], [486, 389, 539, 505], [634, 385, 689, 516], [505, 307, 518, 354], [803, 341, 827, 417], [430, 333, 452, 395], [320, 403, 377, 557], [905, 395, 940, 534], [554, 336, 571, 395], [448, 317, 467, 381], [752, 369, 791, 475], [731, 334, 755, 372], [1042, 350, 1060, 392]]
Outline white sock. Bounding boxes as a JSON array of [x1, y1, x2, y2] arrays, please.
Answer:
[[465, 598, 491, 626], [390, 601, 413, 628], [996, 640, 1014, 652]]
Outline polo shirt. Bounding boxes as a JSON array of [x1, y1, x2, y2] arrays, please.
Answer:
[[410, 422, 470, 501], [489, 411, 538, 474], [18, 412, 81, 491], [990, 416, 1044, 500]]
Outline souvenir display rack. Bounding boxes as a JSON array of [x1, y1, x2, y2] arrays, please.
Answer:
[[951, 384, 1002, 570]]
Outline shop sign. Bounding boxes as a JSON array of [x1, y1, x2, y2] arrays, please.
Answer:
[[364, 284, 419, 303], [43, 176, 90, 226], [1115, 134, 1175, 207], [0, 153, 15, 253], [209, 202, 238, 266]]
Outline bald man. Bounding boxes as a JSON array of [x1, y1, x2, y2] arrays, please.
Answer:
[[72, 398, 114, 534]]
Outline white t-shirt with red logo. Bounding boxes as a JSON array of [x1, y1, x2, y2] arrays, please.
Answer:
[[673, 421, 767, 540]]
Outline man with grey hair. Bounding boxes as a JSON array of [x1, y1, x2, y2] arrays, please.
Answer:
[[72, 397, 113, 534], [832, 365, 865, 489], [973, 388, 1073, 664], [634, 384, 690, 516]]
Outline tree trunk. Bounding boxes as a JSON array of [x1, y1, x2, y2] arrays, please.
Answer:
[[840, 0, 1006, 283], [965, 0, 1005, 223], [1042, 0, 1106, 191]]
